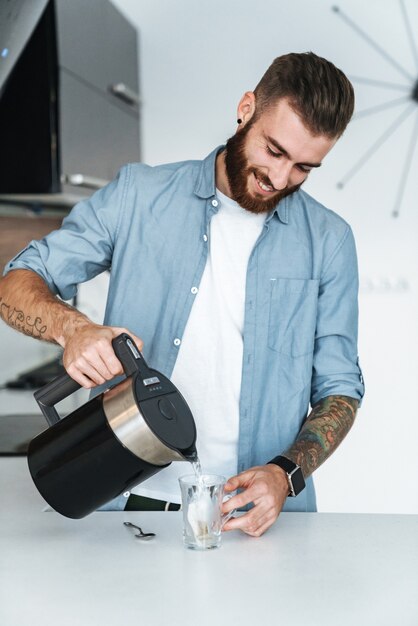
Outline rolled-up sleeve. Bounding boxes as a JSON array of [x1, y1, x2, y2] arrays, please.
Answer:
[[3, 166, 130, 301], [310, 225, 365, 406]]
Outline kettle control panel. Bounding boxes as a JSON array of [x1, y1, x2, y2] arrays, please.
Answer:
[[134, 369, 175, 402], [143, 376, 161, 387]]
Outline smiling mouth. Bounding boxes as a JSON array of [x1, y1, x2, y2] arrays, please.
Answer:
[[254, 172, 275, 194]]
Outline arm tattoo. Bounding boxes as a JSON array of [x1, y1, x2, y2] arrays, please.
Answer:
[[283, 395, 358, 478], [0, 296, 47, 339]]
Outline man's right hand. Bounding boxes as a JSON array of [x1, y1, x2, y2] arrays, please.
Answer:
[[62, 323, 144, 389]]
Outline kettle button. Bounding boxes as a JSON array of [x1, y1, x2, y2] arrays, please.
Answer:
[[158, 398, 178, 421], [143, 376, 161, 387]]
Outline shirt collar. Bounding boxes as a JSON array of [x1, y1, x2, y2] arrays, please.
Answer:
[[194, 145, 289, 225], [193, 145, 222, 199]]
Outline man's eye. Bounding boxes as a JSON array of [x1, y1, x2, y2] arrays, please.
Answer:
[[298, 165, 312, 174], [266, 145, 281, 157]]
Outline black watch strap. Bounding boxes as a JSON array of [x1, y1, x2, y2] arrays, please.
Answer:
[[268, 455, 306, 497], [270, 455, 297, 474]]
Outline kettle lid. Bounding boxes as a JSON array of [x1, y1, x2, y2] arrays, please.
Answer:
[[133, 373, 197, 454]]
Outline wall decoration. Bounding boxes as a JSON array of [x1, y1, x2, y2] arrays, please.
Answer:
[[332, 2, 418, 217]]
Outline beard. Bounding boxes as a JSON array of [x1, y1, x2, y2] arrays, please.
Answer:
[[224, 122, 302, 214]]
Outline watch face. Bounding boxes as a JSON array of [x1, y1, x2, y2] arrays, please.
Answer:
[[290, 467, 305, 497]]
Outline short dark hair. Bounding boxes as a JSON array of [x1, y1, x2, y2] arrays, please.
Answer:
[[253, 52, 355, 138]]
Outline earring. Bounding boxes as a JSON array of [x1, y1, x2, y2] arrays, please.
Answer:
[[237, 118, 242, 124]]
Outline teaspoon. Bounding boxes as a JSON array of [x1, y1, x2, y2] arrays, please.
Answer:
[[123, 521, 156, 539]]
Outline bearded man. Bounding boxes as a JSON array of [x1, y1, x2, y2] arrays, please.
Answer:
[[0, 52, 364, 535]]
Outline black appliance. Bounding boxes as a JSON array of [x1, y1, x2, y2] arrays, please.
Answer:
[[0, 0, 140, 207], [28, 334, 198, 519]]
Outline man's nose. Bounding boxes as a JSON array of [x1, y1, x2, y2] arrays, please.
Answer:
[[269, 163, 293, 191]]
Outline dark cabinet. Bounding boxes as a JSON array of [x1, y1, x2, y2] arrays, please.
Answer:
[[55, 0, 138, 99], [59, 71, 140, 185], [0, 0, 140, 204]]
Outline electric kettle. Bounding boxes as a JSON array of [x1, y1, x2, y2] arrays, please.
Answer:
[[28, 333, 197, 519]]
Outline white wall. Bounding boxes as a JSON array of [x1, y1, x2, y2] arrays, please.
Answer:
[[110, 0, 418, 514]]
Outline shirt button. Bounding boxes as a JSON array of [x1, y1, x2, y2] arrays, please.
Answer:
[[203, 234, 208, 242], [123, 491, 130, 498], [211, 199, 218, 207], [174, 338, 181, 347], [191, 287, 198, 294]]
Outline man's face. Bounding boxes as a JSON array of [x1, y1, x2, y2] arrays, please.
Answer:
[[224, 97, 337, 214]]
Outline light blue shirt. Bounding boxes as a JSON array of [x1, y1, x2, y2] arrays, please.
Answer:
[[5, 146, 364, 512]]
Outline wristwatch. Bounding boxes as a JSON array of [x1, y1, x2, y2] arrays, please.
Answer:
[[268, 455, 305, 497]]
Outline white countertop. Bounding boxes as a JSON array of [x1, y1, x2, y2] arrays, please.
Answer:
[[1, 458, 417, 626]]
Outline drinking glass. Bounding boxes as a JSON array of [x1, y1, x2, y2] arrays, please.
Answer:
[[178, 474, 235, 550]]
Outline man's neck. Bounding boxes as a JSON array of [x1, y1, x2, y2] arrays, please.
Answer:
[[215, 151, 233, 198]]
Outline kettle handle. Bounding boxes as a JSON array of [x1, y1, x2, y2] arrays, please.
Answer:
[[34, 333, 149, 427], [34, 374, 81, 426], [111, 333, 151, 378]]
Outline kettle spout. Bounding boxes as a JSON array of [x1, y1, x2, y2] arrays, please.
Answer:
[[181, 446, 198, 463]]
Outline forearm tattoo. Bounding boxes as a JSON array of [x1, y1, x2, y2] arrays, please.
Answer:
[[284, 395, 358, 478], [0, 297, 47, 339]]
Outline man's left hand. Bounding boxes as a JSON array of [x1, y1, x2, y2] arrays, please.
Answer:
[[222, 464, 289, 537]]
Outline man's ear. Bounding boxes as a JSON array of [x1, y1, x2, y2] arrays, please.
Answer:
[[236, 91, 256, 127]]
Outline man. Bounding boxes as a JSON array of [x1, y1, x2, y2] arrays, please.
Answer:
[[0, 52, 364, 536]]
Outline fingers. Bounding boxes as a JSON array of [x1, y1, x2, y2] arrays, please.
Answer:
[[66, 351, 119, 388], [223, 506, 278, 537], [66, 357, 106, 388], [66, 367, 102, 389], [222, 468, 268, 511], [222, 488, 255, 513], [224, 469, 256, 492], [221, 465, 289, 537], [113, 328, 144, 353], [65, 337, 123, 388], [132, 334, 144, 352], [63, 324, 144, 389]]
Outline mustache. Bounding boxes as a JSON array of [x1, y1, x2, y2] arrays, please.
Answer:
[[249, 168, 278, 192]]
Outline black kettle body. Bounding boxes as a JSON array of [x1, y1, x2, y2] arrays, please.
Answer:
[[27, 334, 197, 519]]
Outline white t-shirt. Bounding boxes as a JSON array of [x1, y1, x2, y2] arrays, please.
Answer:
[[133, 189, 265, 502]]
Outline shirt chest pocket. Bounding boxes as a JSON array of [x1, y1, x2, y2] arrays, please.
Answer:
[[268, 278, 320, 357]]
